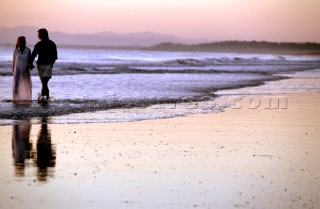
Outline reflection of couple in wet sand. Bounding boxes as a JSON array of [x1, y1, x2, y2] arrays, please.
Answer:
[[12, 117, 56, 182], [12, 28, 57, 103]]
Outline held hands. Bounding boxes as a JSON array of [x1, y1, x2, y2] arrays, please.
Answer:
[[28, 63, 34, 70]]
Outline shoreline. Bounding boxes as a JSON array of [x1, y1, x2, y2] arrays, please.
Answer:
[[0, 73, 282, 123], [2, 66, 319, 125], [1, 49, 319, 124]]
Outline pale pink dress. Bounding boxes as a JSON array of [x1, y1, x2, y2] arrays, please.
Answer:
[[13, 47, 32, 101]]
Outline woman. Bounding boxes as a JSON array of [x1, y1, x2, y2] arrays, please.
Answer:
[[12, 36, 33, 102]]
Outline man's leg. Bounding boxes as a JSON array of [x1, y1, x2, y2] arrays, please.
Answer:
[[41, 77, 50, 97]]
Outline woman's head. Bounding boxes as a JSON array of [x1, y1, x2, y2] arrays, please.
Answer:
[[16, 36, 26, 49]]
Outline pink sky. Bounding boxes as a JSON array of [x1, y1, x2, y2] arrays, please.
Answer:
[[1, 0, 319, 42]]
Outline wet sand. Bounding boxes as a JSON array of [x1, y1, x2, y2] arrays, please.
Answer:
[[0, 93, 320, 209]]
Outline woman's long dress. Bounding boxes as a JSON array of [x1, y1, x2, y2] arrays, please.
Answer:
[[13, 47, 32, 101]]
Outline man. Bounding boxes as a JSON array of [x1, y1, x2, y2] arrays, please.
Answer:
[[31, 28, 58, 102]]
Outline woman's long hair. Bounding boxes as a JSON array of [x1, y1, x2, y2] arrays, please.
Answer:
[[15, 36, 26, 49]]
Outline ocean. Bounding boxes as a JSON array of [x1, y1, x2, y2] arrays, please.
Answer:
[[1, 45, 320, 124]]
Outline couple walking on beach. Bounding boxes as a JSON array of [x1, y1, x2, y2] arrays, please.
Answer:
[[12, 28, 58, 103]]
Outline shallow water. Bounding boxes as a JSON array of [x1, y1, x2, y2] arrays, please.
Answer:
[[0, 72, 277, 122], [1, 47, 320, 124]]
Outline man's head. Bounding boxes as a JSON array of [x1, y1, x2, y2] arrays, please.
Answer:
[[38, 28, 49, 40]]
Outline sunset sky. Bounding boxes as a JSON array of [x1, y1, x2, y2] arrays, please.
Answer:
[[1, 0, 319, 42]]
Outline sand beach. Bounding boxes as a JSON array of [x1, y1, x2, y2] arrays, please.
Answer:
[[0, 91, 319, 209]]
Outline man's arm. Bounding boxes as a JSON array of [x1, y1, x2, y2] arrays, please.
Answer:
[[50, 42, 58, 66], [30, 43, 38, 63]]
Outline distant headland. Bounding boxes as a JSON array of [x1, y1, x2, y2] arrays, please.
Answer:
[[1, 26, 320, 55]]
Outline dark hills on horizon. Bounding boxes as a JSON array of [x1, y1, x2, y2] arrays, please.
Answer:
[[0, 26, 202, 47], [1, 26, 320, 54], [146, 41, 320, 55]]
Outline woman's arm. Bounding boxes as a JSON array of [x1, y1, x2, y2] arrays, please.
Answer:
[[12, 49, 16, 74]]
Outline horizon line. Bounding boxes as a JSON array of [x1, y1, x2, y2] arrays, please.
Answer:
[[1, 25, 319, 44]]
